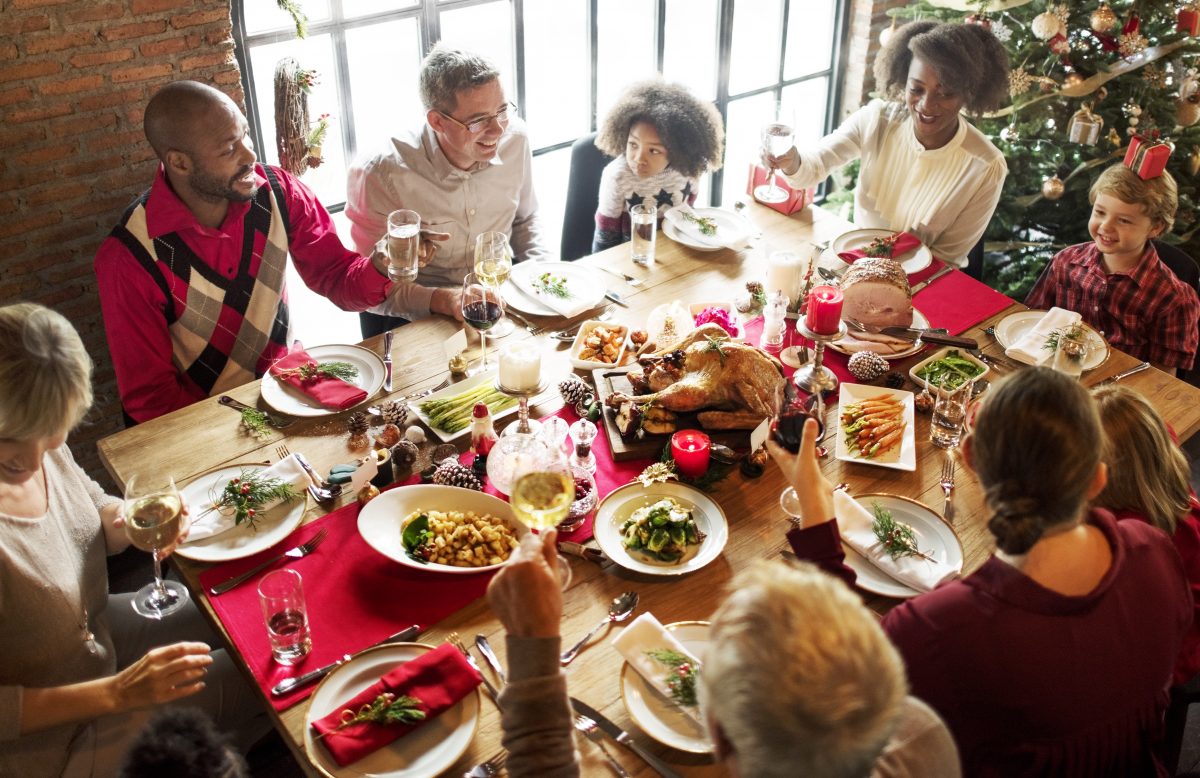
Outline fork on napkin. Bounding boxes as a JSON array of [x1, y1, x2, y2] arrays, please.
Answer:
[[270, 347, 367, 410], [1005, 307, 1081, 366], [184, 454, 308, 543], [611, 613, 705, 726]]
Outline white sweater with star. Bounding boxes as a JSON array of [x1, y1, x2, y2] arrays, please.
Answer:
[[592, 156, 697, 252]]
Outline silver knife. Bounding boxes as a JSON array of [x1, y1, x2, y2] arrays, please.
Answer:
[[605, 290, 630, 308], [1102, 361, 1151, 384], [910, 265, 954, 295], [876, 327, 978, 350], [569, 697, 681, 778], [383, 329, 394, 392], [270, 624, 420, 696], [473, 634, 506, 684]]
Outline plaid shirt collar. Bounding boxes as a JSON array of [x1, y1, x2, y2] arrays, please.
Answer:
[[1066, 241, 1160, 290]]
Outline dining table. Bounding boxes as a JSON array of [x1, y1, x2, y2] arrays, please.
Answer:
[[96, 201, 1200, 778]]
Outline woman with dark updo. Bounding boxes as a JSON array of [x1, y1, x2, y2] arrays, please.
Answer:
[[771, 368, 1189, 775], [767, 20, 1009, 266]]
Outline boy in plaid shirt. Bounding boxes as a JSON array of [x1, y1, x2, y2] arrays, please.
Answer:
[[1026, 164, 1198, 373]]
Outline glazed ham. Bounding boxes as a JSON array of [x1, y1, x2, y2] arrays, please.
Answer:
[[840, 258, 913, 328]]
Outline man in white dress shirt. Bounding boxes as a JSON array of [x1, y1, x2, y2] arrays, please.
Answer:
[[346, 44, 549, 336]]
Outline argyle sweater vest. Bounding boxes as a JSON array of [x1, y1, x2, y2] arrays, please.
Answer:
[[109, 168, 292, 398]]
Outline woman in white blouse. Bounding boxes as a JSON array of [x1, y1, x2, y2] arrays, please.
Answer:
[[769, 21, 1009, 267]]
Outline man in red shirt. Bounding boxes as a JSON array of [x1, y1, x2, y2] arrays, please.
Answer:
[[95, 80, 393, 423]]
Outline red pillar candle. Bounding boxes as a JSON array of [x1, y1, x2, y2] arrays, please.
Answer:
[[670, 430, 711, 479], [806, 285, 844, 335]]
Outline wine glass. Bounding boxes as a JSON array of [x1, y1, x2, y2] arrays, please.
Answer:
[[474, 232, 515, 338], [755, 103, 795, 204], [461, 272, 503, 372], [509, 446, 576, 590], [123, 474, 190, 619], [772, 381, 828, 521]]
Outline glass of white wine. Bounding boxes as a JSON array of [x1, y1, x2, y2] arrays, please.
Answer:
[[755, 102, 795, 204], [509, 447, 575, 590], [474, 231, 515, 338], [123, 474, 190, 619]]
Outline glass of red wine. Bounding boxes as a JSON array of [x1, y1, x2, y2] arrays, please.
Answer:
[[773, 380, 828, 519], [461, 271, 503, 371]]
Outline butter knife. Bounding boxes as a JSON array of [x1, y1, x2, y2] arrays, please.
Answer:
[[569, 697, 681, 778], [473, 634, 506, 684], [383, 329, 394, 393], [910, 265, 954, 295], [270, 624, 420, 696], [605, 290, 630, 308]]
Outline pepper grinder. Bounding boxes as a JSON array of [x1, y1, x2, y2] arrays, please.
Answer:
[[568, 418, 597, 473]]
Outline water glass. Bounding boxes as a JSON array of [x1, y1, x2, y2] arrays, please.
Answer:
[[930, 379, 975, 449], [259, 569, 312, 665], [630, 203, 656, 265], [386, 209, 421, 283], [1052, 331, 1090, 379]]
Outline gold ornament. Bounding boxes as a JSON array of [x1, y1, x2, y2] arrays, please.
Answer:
[[1041, 175, 1065, 201], [1143, 64, 1167, 89], [1052, 3, 1070, 26], [1091, 4, 1118, 33], [356, 483, 380, 505], [1008, 68, 1034, 97], [636, 462, 678, 487], [1064, 72, 1085, 88], [1187, 148, 1200, 177], [1178, 97, 1200, 128], [1119, 31, 1148, 58], [1067, 103, 1104, 145], [1032, 10, 1064, 40], [1108, 128, 1122, 146]]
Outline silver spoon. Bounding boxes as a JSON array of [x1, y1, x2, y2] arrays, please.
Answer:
[[560, 591, 639, 665]]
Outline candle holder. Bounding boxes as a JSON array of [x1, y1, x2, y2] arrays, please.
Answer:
[[494, 377, 549, 436], [792, 315, 846, 395]]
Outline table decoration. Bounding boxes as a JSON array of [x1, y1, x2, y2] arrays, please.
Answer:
[[669, 430, 711, 479], [1003, 306, 1081, 365], [619, 621, 713, 753], [829, 228, 933, 275], [269, 347, 368, 410], [759, 291, 787, 351], [411, 372, 520, 442], [806, 286, 844, 335], [847, 351, 890, 381], [430, 459, 482, 491], [346, 410, 370, 450], [793, 314, 846, 394], [189, 456, 306, 540], [569, 417, 598, 473], [262, 344, 384, 417]]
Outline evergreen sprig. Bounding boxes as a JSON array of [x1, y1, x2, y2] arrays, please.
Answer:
[[278, 360, 359, 382], [239, 407, 271, 439], [316, 693, 426, 739], [646, 649, 700, 707], [658, 443, 732, 492], [533, 272, 571, 298], [703, 334, 729, 366], [1042, 323, 1086, 353], [870, 502, 932, 561], [216, 469, 300, 529], [680, 210, 718, 236]]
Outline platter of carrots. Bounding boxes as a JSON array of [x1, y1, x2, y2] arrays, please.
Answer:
[[835, 385, 916, 471]]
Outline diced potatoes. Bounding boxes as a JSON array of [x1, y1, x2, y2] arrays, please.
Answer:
[[402, 509, 519, 568], [576, 324, 628, 364]]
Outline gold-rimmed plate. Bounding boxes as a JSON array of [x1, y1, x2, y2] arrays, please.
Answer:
[[260, 344, 385, 417], [176, 463, 308, 562], [845, 493, 963, 599], [829, 228, 934, 275], [993, 310, 1111, 370], [619, 621, 713, 753]]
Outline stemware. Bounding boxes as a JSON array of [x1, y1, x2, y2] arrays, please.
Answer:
[[474, 232, 515, 337], [755, 102, 795, 204], [123, 474, 190, 619], [461, 271, 504, 372], [509, 445, 575, 590], [772, 381, 828, 520]]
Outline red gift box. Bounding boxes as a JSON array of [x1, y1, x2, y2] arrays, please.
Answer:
[[1179, 7, 1200, 36], [746, 163, 813, 215], [1123, 134, 1173, 180]]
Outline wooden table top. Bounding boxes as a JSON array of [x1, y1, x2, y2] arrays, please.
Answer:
[[97, 202, 1200, 777]]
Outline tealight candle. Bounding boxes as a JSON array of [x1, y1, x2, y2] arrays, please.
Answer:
[[671, 430, 711, 479], [499, 341, 541, 391], [806, 285, 844, 335]]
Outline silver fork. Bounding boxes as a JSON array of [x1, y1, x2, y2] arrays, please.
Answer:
[[573, 715, 631, 777], [940, 456, 956, 522], [209, 528, 328, 595], [275, 445, 340, 502], [448, 632, 502, 705], [462, 751, 505, 778], [504, 308, 544, 336]]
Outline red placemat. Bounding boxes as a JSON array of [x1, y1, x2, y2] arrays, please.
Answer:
[[198, 504, 494, 712], [910, 262, 1013, 335]]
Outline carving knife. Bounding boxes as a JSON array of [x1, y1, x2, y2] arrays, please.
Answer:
[[270, 624, 420, 696], [569, 697, 682, 778], [909, 265, 954, 295], [876, 327, 978, 350], [382, 329, 394, 392]]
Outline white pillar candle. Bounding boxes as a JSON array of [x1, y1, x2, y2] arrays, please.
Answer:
[[499, 341, 542, 391], [765, 250, 810, 304]]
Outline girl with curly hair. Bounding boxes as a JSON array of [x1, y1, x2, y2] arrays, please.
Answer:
[[768, 21, 1009, 266], [592, 79, 724, 253]]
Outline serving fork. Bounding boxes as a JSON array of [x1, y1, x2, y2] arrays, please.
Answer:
[[573, 714, 631, 777], [448, 632, 501, 705], [940, 456, 957, 522], [275, 445, 340, 503], [208, 528, 328, 595], [463, 751, 506, 778]]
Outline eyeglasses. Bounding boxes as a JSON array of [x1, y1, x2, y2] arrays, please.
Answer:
[[438, 102, 515, 135]]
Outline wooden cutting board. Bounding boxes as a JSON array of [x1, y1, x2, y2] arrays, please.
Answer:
[[590, 367, 751, 461]]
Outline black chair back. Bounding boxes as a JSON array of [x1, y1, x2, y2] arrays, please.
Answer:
[[1153, 240, 1200, 385], [560, 132, 613, 262]]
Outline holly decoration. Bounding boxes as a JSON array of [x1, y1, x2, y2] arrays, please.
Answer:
[[646, 649, 700, 707], [213, 470, 299, 529], [315, 693, 425, 740]]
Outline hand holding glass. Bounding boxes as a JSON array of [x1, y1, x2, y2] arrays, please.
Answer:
[[755, 103, 795, 204], [124, 474, 190, 619], [509, 447, 575, 590], [386, 209, 421, 283]]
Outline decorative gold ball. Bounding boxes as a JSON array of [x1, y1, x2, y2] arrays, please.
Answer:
[[1032, 11, 1064, 40], [1108, 128, 1122, 146], [1041, 175, 1066, 201], [1187, 148, 1200, 177], [1065, 72, 1085, 88], [1178, 99, 1200, 127], [1091, 4, 1118, 34], [356, 483, 380, 505]]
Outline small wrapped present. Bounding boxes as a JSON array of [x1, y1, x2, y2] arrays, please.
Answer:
[[1179, 5, 1200, 36], [1123, 133, 1172, 180], [1067, 103, 1103, 145], [745, 163, 812, 215]]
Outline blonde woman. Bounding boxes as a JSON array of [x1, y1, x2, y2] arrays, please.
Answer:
[[0, 303, 264, 778]]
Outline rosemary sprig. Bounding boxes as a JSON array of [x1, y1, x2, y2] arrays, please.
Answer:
[[646, 649, 700, 707], [533, 272, 571, 299], [680, 210, 718, 236], [863, 233, 898, 258], [870, 502, 932, 561], [215, 469, 300, 529], [1042, 323, 1086, 353], [315, 693, 425, 739], [239, 407, 271, 438], [703, 334, 729, 367]]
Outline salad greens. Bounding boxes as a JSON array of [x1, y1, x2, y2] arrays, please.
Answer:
[[914, 350, 984, 391], [621, 498, 704, 563], [401, 513, 432, 564]]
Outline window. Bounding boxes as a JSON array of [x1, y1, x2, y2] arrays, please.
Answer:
[[234, 0, 847, 252]]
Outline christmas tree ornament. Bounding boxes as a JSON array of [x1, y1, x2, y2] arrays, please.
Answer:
[[1181, 96, 1200, 128], [1180, 4, 1200, 36], [1067, 103, 1104, 145], [356, 483, 380, 505], [432, 459, 483, 491], [1041, 175, 1066, 200], [1032, 10, 1065, 40], [1091, 3, 1118, 34], [1064, 71, 1085, 88], [1049, 33, 1071, 55], [1008, 68, 1034, 96], [1051, 4, 1070, 26], [1187, 147, 1200, 177], [1124, 133, 1173, 180], [1000, 124, 1021, 143], [1118, 16, 1148, 58], [990, 18, 1013, 42], [1108, 128, 1122, 146], [965, 12, 991, 30], [1143, 64, 1167, 89], [879, 17, 896, 46]]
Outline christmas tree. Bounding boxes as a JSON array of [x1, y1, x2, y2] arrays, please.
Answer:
[[885, 0, 1200, 298]]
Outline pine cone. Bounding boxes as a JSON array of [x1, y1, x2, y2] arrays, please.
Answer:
[[883, 371, 907, 389], [847, 352, 890, 381], [347, 411, 370, 435], [391, 440, 419, 471], [559, 376, 590, 407], [378, 400, 407, 426], [432, 460, 482, 491]]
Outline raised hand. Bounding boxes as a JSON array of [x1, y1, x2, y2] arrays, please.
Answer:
[[767, 417, 835, 527], [487, 529, 562, 639], [760, 146, 800, 177], [418, 228, 451, 266]]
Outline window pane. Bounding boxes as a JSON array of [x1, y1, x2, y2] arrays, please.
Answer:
[[345, 19, 424, 156], [438, 2, 515, 101], [247, 34, 347, 205], [784, 0, 835, 79], [344, 0, 419, 19], [783, 77, 829, 149], [663, 0, 718, 100], [531, 146, 571, 258], [243, 0, 331, 36], [729, 0, 783, 95], [596, 0, 655, 119], [720, 92, 775, 208], [524, 0, 589, 149]]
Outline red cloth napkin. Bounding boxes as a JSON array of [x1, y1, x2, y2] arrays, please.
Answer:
[[198, 503, 494, 712], [836, 231, 922, 264], [269, 348, 367, 410], [309, 642, 481, 767]]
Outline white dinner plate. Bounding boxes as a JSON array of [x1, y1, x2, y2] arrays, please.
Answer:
[[407, 370, 523, 443], [993, 310, 1111, 370], [843, 493, 964, 599], [834, 384, 916, 472], [830, 228, 934, 275], [662, 207, 747, 251], [358, 485, 528, 573], [261, 344, 385, 417], [620, 621, 713, 754], [827, 308, 930, 360], [304, 643, 480, 778], [175, 464, 308, 562], [593, 482, 729, 576], [503, 261, 606, 317]]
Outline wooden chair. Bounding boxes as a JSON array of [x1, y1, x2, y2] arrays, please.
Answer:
[[559, 132, 613, 262]]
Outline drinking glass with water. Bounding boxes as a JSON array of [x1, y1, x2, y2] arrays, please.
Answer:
[[930, 378, 975, 449], [386, 209, 421, 283], [259, 568, 312, 665], [630, 203, 656, 266]]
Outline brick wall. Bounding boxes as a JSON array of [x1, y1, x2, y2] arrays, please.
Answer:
[[839, 0, 911, 119], [0, 0, 241, 488]]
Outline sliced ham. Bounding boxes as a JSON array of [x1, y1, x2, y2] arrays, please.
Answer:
[[839, 258, 913, 329]]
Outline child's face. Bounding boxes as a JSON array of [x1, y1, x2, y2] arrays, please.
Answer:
[[1088, 192, 1163, 261], [626, 121, 670, 177]]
